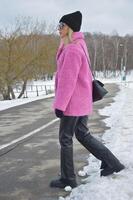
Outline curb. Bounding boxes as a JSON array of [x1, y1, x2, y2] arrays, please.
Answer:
[[0, 93, 55, 112]]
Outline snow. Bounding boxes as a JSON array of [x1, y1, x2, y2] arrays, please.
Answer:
[[0, 80, 54, 111], [0, 72, 132, 112], [0, 93, 55, 111], [78, 170, 86, 177], [95, 70, 133, 84], [59, 82, 133, 200], [64, 186, 72, 192], [1, 74, 133, 199]]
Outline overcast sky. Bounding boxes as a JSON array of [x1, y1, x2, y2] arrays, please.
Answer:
[[0, 0, 132, 36]]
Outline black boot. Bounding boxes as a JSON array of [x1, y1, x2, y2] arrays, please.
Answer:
[[75, 116, 125, 176], [100, 161, 108, 169], [50, 178, 77, 188], [101, 163, 125, 176], [75, 130, 125, 174]]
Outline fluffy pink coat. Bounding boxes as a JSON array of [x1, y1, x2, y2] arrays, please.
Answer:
[[53, 32, 93, 116]]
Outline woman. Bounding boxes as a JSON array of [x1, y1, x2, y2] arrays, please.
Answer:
[[50, 11, 125, 189]]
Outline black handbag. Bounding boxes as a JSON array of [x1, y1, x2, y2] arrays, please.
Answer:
[[79, 43, 108, 102], [92, 79, 108, 102]]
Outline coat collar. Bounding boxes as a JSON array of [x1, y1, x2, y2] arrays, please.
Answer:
[[56, 32, 84, 60], [72, 32, 84, 41]]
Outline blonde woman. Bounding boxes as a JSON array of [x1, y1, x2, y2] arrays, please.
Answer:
[[50, 11, 125, 189]]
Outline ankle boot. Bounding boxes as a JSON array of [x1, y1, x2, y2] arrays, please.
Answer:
[[100, 161, 108, 169], [76, 133, 125, 172], [50, 178, 77, 188], [101, 163, 125, 176]]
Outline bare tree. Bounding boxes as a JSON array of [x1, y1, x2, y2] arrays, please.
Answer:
[[0, 17, 58, 100]]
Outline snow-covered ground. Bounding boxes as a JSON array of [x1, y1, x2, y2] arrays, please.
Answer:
[[0, 74, 133, 199], [0, 72, 133, 112], [95, 70, 132, 83], [59, 83, 133, 200], [0, 93, 55, 111], [0, 71, 133, 111], [0, 80, 55, 111]]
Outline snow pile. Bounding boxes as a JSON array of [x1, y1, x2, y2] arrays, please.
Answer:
[[60, 84, 133, 200]]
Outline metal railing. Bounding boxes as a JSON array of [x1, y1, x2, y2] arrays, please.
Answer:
[[14, 84, 55, 98]]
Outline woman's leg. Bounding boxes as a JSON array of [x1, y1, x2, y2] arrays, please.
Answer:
[[75, 115, 125, 176], [50, 115, 79, 188], [59, 115, 79, 181]]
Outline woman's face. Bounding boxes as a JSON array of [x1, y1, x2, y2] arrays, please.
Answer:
[[57, 22, 69, 38]]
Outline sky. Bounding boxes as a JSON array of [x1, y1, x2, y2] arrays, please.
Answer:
[[0, 0, 132, 36]]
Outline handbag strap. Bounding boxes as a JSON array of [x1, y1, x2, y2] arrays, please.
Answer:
[[74, 41, 95, 79]]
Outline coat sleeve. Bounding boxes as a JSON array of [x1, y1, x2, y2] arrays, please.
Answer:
[[54, 48, 82, 111]]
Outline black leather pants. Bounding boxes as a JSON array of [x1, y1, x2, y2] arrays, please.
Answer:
[[59, 115, 123, 181]]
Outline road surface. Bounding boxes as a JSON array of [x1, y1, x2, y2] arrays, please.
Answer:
[[0, 83, 119, 200]]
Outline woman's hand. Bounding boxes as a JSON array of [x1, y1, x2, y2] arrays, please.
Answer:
[[55, 109, 64, 118]]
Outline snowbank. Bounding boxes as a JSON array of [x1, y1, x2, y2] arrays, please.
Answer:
[[0, 80, 54, 111], [60, 83, 133, 200]]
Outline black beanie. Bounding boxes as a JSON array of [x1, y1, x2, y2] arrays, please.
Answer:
[[59, 11, 82, 32]]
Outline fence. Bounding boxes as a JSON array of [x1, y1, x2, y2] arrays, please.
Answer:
[[14, 84, 55, 98]]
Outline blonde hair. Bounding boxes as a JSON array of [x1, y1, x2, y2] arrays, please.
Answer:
[[62, 28, 74, 45]]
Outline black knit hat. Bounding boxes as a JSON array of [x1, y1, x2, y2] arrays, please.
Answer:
[[59, 11, 82, 32]]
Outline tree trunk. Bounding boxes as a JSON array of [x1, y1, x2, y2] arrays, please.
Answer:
[[2, 87, 11, 100], [93, 39, 97, 73], [10, 86, 16, 99], [124, 39, 128, 68], [17, 80, 27, 98], [101, 39, 106, 77], [113, 38, 120, 77]]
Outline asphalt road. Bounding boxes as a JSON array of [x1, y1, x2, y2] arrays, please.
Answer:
[[0, 83, 120, 200]]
